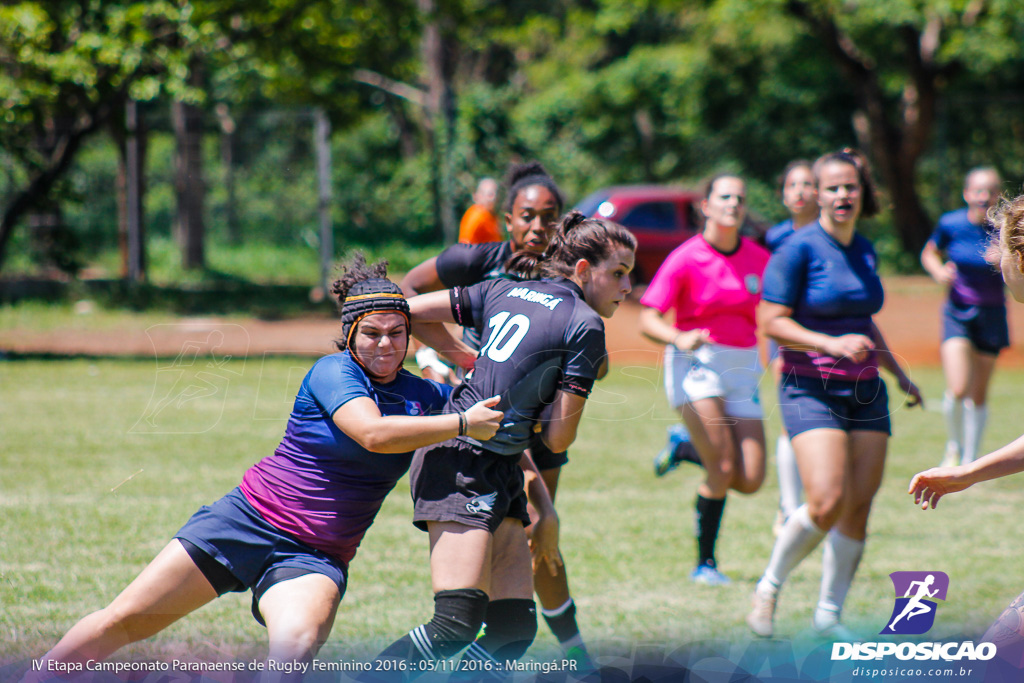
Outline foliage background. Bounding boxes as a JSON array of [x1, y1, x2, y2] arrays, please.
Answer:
[[3, 0, 1024, 279]]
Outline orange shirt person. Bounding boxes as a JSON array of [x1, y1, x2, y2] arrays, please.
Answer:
[[458, 177, 501, 244]]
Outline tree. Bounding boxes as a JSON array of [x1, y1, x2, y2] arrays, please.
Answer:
[[723, 0, 1024, 253], [0, 1, 195, 274]]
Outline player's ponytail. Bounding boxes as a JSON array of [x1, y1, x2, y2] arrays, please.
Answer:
[[532, 210, 637, 279], [503, 250, 546, 280]]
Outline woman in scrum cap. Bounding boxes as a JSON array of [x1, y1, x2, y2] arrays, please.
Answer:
[[32, 254, 502, 674]]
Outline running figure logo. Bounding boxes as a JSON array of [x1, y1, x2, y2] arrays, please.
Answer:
[[881, 571, 949, 635]]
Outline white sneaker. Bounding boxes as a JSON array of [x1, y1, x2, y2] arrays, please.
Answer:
[[746, 586, 777, 638], [812, 610, 861, 642]]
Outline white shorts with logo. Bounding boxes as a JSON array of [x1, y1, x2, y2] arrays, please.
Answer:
[[664, 342, 764, 419]]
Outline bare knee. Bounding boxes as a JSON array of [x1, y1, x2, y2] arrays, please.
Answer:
[[731, 472, 765, 495], [806, 492, 844, 531], [269, 622, 330, 661]]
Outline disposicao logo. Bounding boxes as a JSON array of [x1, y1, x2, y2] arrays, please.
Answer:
[[881, 571, 949, 636]]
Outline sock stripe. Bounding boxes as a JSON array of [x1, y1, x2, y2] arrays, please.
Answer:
[[462, 643, 504, 680], [541, 598, 574, 618], [410, 625, 435, 661]]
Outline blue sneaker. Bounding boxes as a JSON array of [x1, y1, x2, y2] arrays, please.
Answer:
[[690, 564, 731, 585], [654, 424, 693, 477]]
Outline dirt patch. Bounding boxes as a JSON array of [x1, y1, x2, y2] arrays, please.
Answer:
[[3, 276, 1022, 368]]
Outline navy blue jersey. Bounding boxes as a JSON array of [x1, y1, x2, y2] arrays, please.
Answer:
[[765, 219, 795, 253], [928, 208, 1004, 307], [435, 241, 514, 288], [447, 277, 606, 456], [762, 222, 884, 380], [241, 352, 451, 564]]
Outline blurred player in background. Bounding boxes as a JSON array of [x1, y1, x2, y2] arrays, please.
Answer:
[[640, 173, 770, 586], [920, 167, 1007, 468], [747, 150, 922, 640]]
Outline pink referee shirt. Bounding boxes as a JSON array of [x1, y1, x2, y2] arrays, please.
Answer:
[[640, 235, 770, 349]]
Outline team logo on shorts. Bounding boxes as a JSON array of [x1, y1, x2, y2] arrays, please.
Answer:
[[744, 274, 761, 295], [881, 571, 949, 635], [466, 492, 498, 514]]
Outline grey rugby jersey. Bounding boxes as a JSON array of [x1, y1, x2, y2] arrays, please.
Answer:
[[447, 277, 606, 456]]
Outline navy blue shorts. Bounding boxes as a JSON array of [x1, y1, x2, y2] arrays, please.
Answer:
[[942, 298, 1009, 355], [410, 438, 530, 534], [175, 487, 347, 625], [777, 373, 891, 438], [528, 433, 569, 471]]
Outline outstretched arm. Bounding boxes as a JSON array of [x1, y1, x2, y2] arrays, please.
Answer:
[[870, 322, 923, 408], [910, 433, 1024, 509]]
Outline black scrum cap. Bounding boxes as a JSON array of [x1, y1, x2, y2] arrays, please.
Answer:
[[340, 278, 411, 352]]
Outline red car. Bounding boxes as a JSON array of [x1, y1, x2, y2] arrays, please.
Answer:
[[576, 185, 701, 284]]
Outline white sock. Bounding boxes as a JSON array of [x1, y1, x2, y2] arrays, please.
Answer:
[[943, 392, 964, 457], [760, 505, 826, 596], [815, 530, 865, 628], [962, 400, 987, 465], [776, 434, 802, 518]]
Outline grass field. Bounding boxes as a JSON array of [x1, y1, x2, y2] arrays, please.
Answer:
[[3, 356, 1023, 673]]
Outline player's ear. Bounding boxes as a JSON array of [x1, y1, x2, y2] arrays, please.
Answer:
[[573, 258, 592, 282]]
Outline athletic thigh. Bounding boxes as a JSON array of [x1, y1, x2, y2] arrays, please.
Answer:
[[844, 430, 888, 508], [105, 540, 219, 629], [428, 521, 495, 594], [260, 573, 341, 653], [487, 518, 534, 602], [791, 428, 849, 511], [940, 337, 974, 397]]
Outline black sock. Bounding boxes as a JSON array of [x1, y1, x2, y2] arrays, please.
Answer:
[[542, 599, 581, 645], [695, 495, 726, 567], [673, 440, 703, 466]]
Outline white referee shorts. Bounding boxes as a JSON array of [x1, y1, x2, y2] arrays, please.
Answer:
[[664, 342, 763, 419]]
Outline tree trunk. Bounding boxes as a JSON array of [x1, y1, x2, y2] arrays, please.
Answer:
[[116, 99, 147, 282], [215, 103, 239, 245], [173, 59, 206, 270], [173, 97, 206, 270], [419, 0, 459, 245]]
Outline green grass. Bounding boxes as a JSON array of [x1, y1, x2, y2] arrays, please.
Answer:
[[3, 358, 1023, 670]]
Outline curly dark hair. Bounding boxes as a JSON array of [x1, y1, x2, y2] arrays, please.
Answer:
[[330, 252, 390, 309], [989, 193, 1024, 275]]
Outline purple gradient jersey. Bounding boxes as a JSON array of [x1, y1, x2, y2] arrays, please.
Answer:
[[240, 352, 451, 566], [929, 207, 1004, 307], [763, 222, 884, 380]]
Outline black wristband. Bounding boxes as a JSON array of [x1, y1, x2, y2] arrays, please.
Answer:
[[458, 412, 468, 437]]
